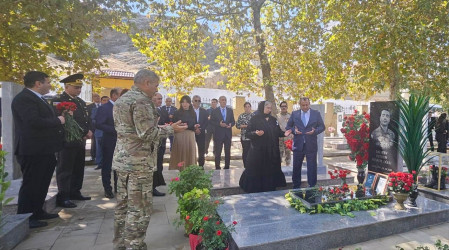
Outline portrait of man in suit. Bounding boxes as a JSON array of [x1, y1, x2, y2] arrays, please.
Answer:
[[210, 96, 235, 169], [12, 71, 65, 228], [95, 87, 121, 198], [285, 97, 325, 188], [192, 95, 209, 168], [371, 109, 395, 150]]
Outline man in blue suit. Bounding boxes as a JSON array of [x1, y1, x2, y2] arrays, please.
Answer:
[[96, 88, 121, 198], [285, 97, 325, 188], [210, 96, 235, 169]]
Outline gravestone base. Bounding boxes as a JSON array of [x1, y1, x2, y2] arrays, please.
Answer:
[[218, 190, 449, 250], [210, 168, 353, 197], [0, 213, 31, 250]]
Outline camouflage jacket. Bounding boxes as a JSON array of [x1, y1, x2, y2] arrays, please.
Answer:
[[112, 86, 174, 172]]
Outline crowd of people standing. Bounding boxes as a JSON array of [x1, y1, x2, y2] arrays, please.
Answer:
[[12, 69, 325, 249]]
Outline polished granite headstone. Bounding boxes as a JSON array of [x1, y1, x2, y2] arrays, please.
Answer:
[[217, 190, 449, 250], [210, 167, 352, 196]]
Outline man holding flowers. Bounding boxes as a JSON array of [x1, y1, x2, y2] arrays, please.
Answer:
[[54, 73, 92, 208]]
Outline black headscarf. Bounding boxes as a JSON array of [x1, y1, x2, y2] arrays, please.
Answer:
[[257, 101, 271, 118]]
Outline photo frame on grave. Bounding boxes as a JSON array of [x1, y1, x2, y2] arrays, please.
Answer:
[[364, 171, 377, 196], [373, 174, 388, 195]]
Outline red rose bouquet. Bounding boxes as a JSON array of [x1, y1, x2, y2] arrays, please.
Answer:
[[388, 171, 415, 194], [341, 110, 370, 170], [284, 139, 293, 150], [56, 102, 83, 142]]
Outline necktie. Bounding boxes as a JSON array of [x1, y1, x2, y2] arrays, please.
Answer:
[[221, 108, 226, 121], [168, 106, 171, 113], [302, 111, 307, 126]]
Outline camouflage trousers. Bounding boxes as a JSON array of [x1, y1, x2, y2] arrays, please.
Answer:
[[279, 137, 292, 166], [113, 170, 153, 250]]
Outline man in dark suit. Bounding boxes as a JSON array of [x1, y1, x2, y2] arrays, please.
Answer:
[[87, 93, 101, 162], [192, 95, 209, 168], [96, 88, 121, 198], [161, 97, 177, 149], [205, 98, 218, 156], [54, 73, 92, 208], [152, 92, 169, 196], [12, 71, 65, 228], [286, 97, 325, 188], [428, 111, 436, 151], [210, 96, 235, 170]]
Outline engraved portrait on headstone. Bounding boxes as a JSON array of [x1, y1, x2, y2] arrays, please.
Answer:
[[368, 101, 400, 174]]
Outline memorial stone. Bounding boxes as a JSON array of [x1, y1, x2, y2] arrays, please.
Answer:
[[1, 82, 24, 180], [368, 101, 401, 174]]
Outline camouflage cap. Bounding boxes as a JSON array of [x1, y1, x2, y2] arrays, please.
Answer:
[[60, 73, 84, 86]]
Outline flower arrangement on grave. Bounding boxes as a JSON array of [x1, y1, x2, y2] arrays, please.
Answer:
[[284, 139, 293, 150], [0, 144, 13, 220], [388, 172, 416, 194], [328, 126, 336, 136], [56, 102, 83, 142], [340, 110, 370, 172], [328, 169, 351, 185]]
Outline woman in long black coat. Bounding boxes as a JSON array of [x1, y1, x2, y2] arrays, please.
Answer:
[[239, 101, 286, 193]]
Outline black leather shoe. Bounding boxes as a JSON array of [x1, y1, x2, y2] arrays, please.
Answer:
[[94, 166, 101, 170], [57, 200, 77, 208], [105, 190, 114, 199], [153, 188, 166, 197], [215, 167, 221, 170], [224, 166, 230, 169], [29, 219, 48, 229], [70, 194, 91, 200], [34, 211, 59, 220]]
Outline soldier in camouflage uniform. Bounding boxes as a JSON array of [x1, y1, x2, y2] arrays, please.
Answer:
[[112, 69, 186, 250], [277, 101, 292, 166]]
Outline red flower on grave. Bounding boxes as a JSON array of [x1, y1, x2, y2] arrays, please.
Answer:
[[233, 221, 238, 225], [216, 221, 220, 225], [185, 215, 190, 220], [203, 216, 209, 221], [216, 230, 222, 236]]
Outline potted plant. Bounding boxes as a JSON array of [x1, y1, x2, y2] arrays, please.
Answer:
[[340, 110, 370, 184], [168, 164, 213, 199], [176, 188, 212, 234], [395, 94, 433, 207], [388, 171, 416, 210]]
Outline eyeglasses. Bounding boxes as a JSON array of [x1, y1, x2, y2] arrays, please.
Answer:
[[194, 100, 201, 102], [280, 106, 287, 108]]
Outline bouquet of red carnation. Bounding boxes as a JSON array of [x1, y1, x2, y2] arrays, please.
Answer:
[[284, 139, 293, 150], [340, 110, 370, 170], [388, 171, 415, 194], [56, 102, 83, 142]]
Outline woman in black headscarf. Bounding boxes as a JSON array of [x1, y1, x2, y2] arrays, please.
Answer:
[[239, 101, 286, 193]]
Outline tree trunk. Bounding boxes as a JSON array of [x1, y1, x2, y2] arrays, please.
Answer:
[[389, 60, 399, 101], [251, 0, 278, 114]]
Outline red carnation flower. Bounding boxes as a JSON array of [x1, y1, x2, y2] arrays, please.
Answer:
[[216, 230, 222, 236], [203, 216, 209, 221], [233, 221, 238, 225], [185, 215, 190, 220]]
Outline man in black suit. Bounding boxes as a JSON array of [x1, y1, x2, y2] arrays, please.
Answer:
[[210, 96, 235, 169], [87, 93, 101, 162], [12, 71, 65, 228], [192, 95, 209, 168], [152, 92, 169, 196], [161, 97, 177, 149], [428, 111, 436, 151], [54, 74, 92, 208], [96, 88, 121, 198], [205, 98, 218, 156]]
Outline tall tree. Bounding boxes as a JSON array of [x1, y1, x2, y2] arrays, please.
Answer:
[[0, 0, 147, 84], [134, 1, 326, 112], [322, 0, 449, 101]]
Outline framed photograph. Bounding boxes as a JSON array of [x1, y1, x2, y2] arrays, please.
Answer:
[[364, 171, 377, 189], [374, 174, 388, 195]]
